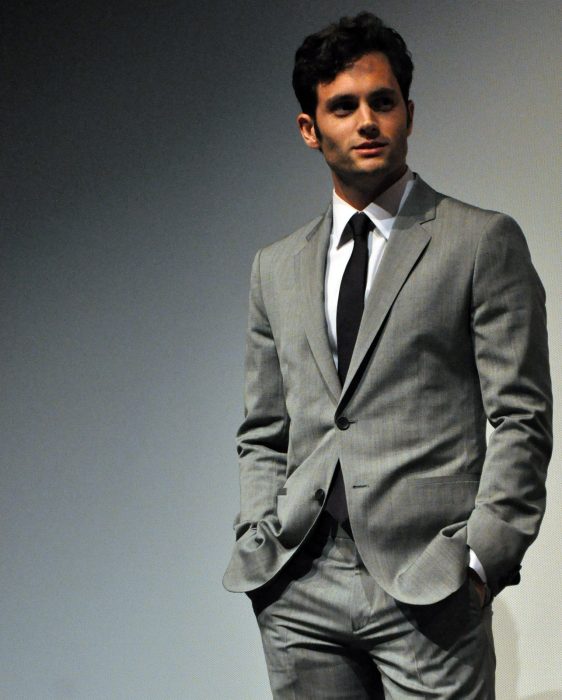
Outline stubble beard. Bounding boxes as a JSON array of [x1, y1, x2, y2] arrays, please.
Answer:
[[331, 155, 406, 201]]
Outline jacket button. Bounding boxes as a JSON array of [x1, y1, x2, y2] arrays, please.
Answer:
[[314, 488, 325, 504], [336, 416, 350, 430]]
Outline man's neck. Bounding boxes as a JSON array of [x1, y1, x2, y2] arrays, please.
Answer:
[[332, 166, 408, 210]]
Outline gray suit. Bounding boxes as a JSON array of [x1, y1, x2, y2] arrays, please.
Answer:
[[223, 176, 552, 607]]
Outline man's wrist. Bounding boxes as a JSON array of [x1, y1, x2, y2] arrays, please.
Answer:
[[467, 567, 492, 607]]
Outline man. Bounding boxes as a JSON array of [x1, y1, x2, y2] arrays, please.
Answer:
[[223, 12, 552, 699]]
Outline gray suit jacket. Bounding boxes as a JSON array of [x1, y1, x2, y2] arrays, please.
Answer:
[[223, 176, 552, 604]]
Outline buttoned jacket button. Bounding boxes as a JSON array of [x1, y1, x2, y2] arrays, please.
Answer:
[[314, 488, 325, 504], [336, 416, 350, 430]]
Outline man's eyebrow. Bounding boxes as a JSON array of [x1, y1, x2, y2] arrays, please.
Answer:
[[325, 87, 398, 108], [325, 93, 357, 108]]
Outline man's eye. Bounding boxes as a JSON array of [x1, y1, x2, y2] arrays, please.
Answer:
[[333, 102, 355, 114], [372, 97, 395, 111]]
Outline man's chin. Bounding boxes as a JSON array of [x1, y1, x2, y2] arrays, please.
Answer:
[[333, 164, 406, 200], [341, 164, 394, 187]]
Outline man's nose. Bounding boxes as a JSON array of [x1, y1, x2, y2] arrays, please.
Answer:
[[357, 104, 379, 135]]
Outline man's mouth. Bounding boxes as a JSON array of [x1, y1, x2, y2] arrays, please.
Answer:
[[354, 140, 388, 152]]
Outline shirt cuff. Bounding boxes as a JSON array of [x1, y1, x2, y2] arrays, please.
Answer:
[[468, 548, 487, 583]]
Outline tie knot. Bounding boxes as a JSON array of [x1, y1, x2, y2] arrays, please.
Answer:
[[339, 212, 374, 247]]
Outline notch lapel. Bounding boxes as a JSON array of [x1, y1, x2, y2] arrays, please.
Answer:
[[295, 206, 341, 403], [341, 178, 437, 398]]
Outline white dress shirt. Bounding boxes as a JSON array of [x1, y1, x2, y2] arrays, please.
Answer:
[[324, 168, 487, 584]]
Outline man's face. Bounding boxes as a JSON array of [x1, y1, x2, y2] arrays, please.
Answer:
[[298, 52, 414, 201]]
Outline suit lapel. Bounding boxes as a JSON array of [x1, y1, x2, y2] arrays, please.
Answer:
[[341, 178, 436, 397], [295, 205, 341, 403]]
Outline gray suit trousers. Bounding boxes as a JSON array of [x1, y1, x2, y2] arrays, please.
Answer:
[[250, 513, 495, 699]]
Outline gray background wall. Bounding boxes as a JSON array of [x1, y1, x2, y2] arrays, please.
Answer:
[[2, 1, 560, 698]]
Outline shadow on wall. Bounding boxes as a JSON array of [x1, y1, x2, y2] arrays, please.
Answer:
[[494, 598, 562, 700]]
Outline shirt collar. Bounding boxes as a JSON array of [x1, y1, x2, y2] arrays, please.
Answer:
[[332, 168, 415, 246]]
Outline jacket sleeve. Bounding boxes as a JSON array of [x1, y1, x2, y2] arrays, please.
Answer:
[[466, 213, 553, 596], [233, 249, 289, 540]]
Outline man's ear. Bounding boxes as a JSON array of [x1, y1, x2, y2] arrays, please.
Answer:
[[406, 100, 414, 133], [297, 113, 321, 150]]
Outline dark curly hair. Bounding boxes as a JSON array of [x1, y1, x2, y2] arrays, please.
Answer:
[[292, 12, 414, 117]]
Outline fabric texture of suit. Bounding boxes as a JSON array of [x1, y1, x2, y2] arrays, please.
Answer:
[[223, 175, 552, 605]]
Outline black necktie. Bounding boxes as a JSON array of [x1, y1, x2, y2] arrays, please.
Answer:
[[326, 212, 374, 525], [336, 212, 374, 384]]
